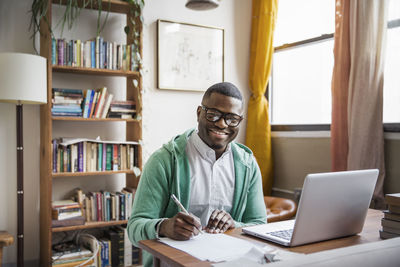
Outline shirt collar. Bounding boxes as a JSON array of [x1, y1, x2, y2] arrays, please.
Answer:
[[190, 131, 231, 162]]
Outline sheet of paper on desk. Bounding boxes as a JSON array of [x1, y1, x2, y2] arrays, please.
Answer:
[[159, 233, 257, 262]]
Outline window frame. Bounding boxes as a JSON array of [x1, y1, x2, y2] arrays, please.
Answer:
[[269, 19, 400, 132]]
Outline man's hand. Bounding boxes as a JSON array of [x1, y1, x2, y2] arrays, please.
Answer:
[[159, 212, 202, 240], [205, 209, 235, 233]]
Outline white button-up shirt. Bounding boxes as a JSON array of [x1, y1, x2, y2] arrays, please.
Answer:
[[185, 131, 235, 226]]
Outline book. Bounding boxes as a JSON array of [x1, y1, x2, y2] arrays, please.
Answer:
[[389, 204, 400, 214], [379, 229, 399, 239], [52, 139, 57, 173], [118, 226, 132, 266], [52, 210, 83, 220], [384, 210, 400, 222], [84, 197, 91, 222], [52, 257, 93, 267], [79, 234, 99, 267], [52, 200, 80, 208], [114, 227, 125, 267], [381, 218, 400, 230], [94, 87, 108, 118], [98, 143, 103, 172], [105, 229, 120, 267], [132, 245, 140, 265], [382, 226, 400, 235], [52, 247, 92, 261], [52, 216, 85, 228], [83, 89, 94, 118], [99, 238, 111, 267], [106, 144, 112, 171], [75, 188, 85, 206], [385, 193, 400, 206], [101, 93, 114, 118], [88, 91, 97, 118]]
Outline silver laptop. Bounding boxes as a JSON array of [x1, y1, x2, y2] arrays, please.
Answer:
[[242, 169, 379, 247]]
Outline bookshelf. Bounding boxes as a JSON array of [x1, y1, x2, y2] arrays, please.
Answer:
[[39, 0, 143, 266]]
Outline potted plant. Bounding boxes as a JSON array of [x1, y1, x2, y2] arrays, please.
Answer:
[[29, 0, 144, 67]]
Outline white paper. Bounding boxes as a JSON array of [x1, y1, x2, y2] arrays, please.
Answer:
[[159, 233, 255, 262], [212, 246, 304, 266]]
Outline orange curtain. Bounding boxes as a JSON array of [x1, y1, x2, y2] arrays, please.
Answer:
[[331, 0, 350, 172], [246, 0, 278, 195]]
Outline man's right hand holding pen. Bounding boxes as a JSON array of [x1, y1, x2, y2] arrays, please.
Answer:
[[159, 212, 202, 240]]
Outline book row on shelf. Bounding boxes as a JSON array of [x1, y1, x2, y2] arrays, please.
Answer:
[[52, 88, 136, 119], [52, 36, 139, 71], [52, 226, 140, 266], [379, 193, 400, 239], [52, 138, 139, 173], [52, 187, 135, 224]]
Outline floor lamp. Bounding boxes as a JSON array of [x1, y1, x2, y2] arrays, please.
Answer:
[[0, 53, 47, 267]]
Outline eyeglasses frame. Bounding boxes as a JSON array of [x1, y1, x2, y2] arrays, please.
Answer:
[[200, 105, 243, 127]]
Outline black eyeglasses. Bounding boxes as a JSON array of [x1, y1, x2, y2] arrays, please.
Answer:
[[201, 106, 243, 127]]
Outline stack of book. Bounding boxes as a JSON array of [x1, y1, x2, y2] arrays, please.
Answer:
[[380, 193, 400, 239], [108, 100, 136, 119], [52, 200, 85, 228], [51, 88, 84, 117], [52, 241, 94, 266]]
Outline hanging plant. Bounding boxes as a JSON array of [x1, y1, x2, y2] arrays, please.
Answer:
[[29, 0, 144, 69]]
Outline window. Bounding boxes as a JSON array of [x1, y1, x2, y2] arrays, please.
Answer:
[[269, 0, 335, 127], [269, 0, 400, 131], [383, 0, 400, 125]]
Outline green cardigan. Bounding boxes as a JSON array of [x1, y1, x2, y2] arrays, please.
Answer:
[[127, 129, 267, 266]]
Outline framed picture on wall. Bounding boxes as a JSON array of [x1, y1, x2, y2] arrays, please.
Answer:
[[157, 19, 224, 91]]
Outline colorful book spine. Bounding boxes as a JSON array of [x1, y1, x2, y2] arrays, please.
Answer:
[[91, 40, 95, 68], [113, 144, 119, 171], [119, 192, 125, 220], [99, 37, 104, 69], [103, 41, 107, 69], [52, 139, 57, 173], [98, 143, 103, 171], [82, 89, 91, 118], [51, 38, 56, 65], [106, 144, 112, 171], [78, 142, 84, 172], [102, 142, 107, 171]]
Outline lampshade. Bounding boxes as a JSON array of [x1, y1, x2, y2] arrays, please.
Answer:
[[0, 53, 47, 104], [185, 0, 219, 10]]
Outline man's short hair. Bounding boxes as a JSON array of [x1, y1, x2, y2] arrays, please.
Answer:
[[202, 82, 243, 102]]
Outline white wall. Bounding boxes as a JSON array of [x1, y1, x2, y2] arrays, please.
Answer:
[[141, 0, 252, 159], [0, 0, 252, 264]]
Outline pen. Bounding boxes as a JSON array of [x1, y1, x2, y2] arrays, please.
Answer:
[[171, 194, 204, 234]]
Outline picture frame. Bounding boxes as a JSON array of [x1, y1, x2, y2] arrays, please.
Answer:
[[157, 19, 225, 91]]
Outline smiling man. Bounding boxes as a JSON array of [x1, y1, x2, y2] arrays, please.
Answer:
[[127, 82, 267, 267]]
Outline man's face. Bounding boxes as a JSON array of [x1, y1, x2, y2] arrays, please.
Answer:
[[197, 92, 243, 155]]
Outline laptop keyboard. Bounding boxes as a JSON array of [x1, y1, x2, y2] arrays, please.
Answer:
[[268, 229, 293, 241]]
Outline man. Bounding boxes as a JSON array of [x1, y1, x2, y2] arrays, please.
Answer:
[[127, 82, 266, 266]]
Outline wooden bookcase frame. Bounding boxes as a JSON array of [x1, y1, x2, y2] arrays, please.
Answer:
[[39, 0, 143, 265]]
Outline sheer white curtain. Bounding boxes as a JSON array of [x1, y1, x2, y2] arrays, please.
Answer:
[[347, 0, 388, 208], [332, 0, 388, 208]]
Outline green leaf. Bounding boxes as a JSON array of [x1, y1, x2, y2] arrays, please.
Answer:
[[124, 26, 130, 35]]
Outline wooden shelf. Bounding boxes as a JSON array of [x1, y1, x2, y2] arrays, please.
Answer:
[[52, 116, 139, 122], [40, 0, 143, 265], [53, 170, 135, 177], [52, 65, 139, 77], [52, 220, 128, 232], [52, 0, 131, 14]]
